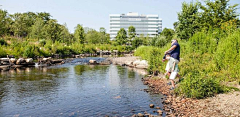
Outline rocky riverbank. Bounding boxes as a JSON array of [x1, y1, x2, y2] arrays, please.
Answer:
[[142, 76, 240, 117]]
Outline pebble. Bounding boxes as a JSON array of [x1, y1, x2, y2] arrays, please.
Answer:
[[149, 104, 154, 108]]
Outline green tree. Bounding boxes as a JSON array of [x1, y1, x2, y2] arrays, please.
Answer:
[[128, 26, 136, 40], [199, 0, 239, 29], [116, 28, 127, 45], [37, 12, 51, 23], [175, 2, 200, 40], [59, 23, 71, 44], [99, 27, 110, 44], [30, 17, 44, 40], [161, 28, 175, 42], [74, 24, 85, 44], [85, 30, 100, 44], [10, 13, 29, 37], [43, 19, 61, 43], [0, 9, 10, 36], [99, 27, 106, 35], [132, 37, 143, 49]]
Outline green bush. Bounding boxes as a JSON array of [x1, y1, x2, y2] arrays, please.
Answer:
[[0, 46, 7, 57], [39, 39, 46, 46], [0, 38, 7, 45], [176, 72, 223, 99]]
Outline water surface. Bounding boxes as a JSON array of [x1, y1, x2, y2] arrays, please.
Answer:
[[0, 58, 164, 117]]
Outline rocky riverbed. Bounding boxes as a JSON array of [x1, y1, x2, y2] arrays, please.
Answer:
[[142, 76, 240, 117]]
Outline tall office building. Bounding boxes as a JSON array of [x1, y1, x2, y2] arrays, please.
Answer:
[[109, 12, 162, 39]]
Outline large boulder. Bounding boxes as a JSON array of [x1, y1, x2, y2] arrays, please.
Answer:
[[133, 60, 141, 66], [9, 58, 17, 63], [0, 58, 9, 62], [16, 58, 26, 65], [133, 60, 148, 69], [25, 58, 33, 63]]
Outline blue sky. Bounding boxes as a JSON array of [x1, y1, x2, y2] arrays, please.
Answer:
[[1, 0, 240, 33]]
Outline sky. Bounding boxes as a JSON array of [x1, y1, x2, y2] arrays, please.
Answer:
[[1, 0, 240, 33]]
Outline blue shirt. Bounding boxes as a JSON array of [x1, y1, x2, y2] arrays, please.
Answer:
[[170, 42, 180, 61]]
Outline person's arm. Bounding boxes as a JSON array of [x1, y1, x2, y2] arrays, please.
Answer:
[[165, 45, 177, 54]]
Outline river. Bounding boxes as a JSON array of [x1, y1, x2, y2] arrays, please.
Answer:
[[0, 57, 164, 117]]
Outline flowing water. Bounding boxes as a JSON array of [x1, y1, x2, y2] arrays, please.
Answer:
[[0, 58, 164, 117]]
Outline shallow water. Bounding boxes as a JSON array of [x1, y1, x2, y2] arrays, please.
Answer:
[[0, 58, 164, 117]]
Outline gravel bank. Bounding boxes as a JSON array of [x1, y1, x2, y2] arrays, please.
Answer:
[[143, 76, 240, 117]]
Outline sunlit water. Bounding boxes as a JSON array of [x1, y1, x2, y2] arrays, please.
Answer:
[[0, 58, 164, 117]]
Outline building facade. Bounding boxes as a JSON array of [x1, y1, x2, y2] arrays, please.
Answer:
[[109, 12, 162, 39]]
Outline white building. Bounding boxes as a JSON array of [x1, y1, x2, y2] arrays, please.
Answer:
[[109, 12, 162, 39]]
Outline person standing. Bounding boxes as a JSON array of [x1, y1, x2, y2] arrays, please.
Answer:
[[164, 39, 181, 90]]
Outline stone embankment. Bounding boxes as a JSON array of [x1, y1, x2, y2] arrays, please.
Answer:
[[141, 76, 240, 117], [0, 57, 65, 71]]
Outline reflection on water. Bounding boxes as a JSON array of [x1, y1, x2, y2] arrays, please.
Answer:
[[0, 62, 163, 117]]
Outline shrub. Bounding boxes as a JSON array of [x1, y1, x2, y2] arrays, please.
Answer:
[[39, 39, 46, 46], [0, 38, 7, 45], [176, 72, 223, 99], [0, 46, 7, 57]]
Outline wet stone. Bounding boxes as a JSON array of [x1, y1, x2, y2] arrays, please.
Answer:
[[149, 104, 155, 108]]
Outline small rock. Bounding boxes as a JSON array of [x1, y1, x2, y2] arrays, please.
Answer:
[[137, 113, 144, 117], [155, 107, 160, 109], [157, 110, 162, 115], [149, 104, 154, 108]]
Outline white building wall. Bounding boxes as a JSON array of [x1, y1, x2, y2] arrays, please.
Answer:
[[109, 12, 162, 39]]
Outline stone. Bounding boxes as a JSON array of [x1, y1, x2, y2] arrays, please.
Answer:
[[137, 113, 144, 117], [9, 58, 16, 63], [25, 58, 33, 63], [89, 59, 97, 64], [149, 104, 154, 108], [136, 64, 148, 69], [155, 107, 160, 109], [157, 110, 162, 115], [16, 58, 25, 65]]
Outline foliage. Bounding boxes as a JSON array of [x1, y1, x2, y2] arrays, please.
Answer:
[[116, 28, 127, 45], [161, 28, 175, 42], [0, 38, 7, 45], [199, 0, 239, 29], [175, 0, 239, 40], [128, 26, 136, 40], [175, 2, 200, 40], [176, 73, 224, 98], [0, 45, 7, 57], [132, 37, 143, 49], [74, 24, 85, 44]]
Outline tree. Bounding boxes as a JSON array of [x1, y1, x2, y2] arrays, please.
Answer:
[[199, 0, 239, 29], [99, 27, 106, 35], [0, 9, 10, 36], [30, 17, 44, 40], [74, 24, 85, 44], [37, 12, 51, 23], [175, 2, 200, 40], [43, 19, 61, 43], [116, 28, 127, 45], [132, 37, 143, 49], [59, 23, 71, 44], [128, 26, 136, 40], [10, 13, 30, 37], [85, 30, 100, 44], [160, 28, 175, 42]]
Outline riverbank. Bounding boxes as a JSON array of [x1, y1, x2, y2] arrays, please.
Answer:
[[143, 76, 240, 117]]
